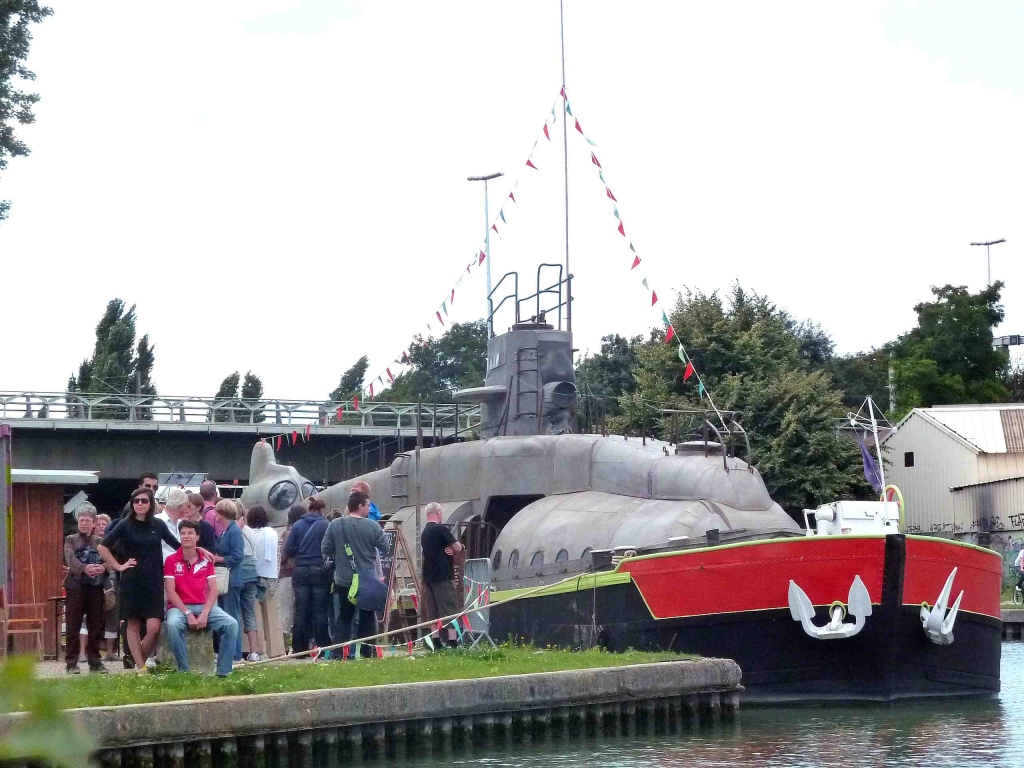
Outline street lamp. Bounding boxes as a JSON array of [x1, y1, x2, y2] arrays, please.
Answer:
[[970, 239, 1006, 286], [468, 172, 504, 326]]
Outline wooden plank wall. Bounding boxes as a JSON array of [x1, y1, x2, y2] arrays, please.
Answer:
[[10, 484, 63, 656]]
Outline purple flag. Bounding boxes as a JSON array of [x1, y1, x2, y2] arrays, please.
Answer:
[[858, 438, 882, 493]]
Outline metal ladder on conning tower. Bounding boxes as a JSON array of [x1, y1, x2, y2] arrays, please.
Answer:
[[514, 344, 540, 427], [390, 452, 411, 505]]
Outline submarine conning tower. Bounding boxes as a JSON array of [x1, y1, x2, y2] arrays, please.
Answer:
[[454, 267, 577, 438]]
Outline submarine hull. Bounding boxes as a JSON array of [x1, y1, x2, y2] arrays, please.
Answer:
[[489, 534, 1002, 703]]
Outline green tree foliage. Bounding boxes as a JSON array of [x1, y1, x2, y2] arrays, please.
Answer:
[[330, 355, 369, 401], [827, 349, 891, 409], [1002, 359, 1024, 403], [66, 299, 158, 419], [0, 1, 52, 221], [211, 371, 264, 422], [576, 334, 642, 418], [384, 320, 488, 402], [0, 656, 94, 767], [625, 285, 866, 514], [887, 282, 1009, 410]]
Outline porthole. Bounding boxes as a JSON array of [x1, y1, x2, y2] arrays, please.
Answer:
[[555, 549, 569, 563], [509, 549, 520, 569], [492, 549, 502, 571], [530, 551, 545, 567], [268, 480, 298, 510], [581, 546, 593, 559], [301, 481, 317, 499]]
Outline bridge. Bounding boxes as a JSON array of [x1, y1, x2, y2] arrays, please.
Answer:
[[2, 391, 481, 509]]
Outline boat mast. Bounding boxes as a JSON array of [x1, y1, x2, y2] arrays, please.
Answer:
[[866, 396, 886, 490], [560, 0, 571, 332]]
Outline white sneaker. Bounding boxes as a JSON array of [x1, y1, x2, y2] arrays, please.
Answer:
[[144, 657, 157, 670], [246, 652, 260, 662]]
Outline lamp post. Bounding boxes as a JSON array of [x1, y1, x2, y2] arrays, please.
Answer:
[[970, 239, 1006, 286], [468, 172, 504, 330]]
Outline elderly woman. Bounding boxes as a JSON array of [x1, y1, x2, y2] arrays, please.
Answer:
[[64, 504, 107, 674], [211, 499, 245, 662], [99, 488, 180, 672]]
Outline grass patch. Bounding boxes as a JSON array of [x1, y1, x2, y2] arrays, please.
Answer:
[[27, 646, 692, 711]]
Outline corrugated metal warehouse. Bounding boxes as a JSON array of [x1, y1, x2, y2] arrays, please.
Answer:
[[883, 404, 1024, 579]]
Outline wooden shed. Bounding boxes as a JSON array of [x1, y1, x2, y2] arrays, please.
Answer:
[[6, 469, 98, 657]]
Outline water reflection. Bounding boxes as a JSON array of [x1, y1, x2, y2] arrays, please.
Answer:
[[398, 643, 1024, 768]]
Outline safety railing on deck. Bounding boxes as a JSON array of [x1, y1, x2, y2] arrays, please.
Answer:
[[0, 391, 481, 433]]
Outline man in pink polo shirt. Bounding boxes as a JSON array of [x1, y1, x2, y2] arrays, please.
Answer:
[[163, 520, 238, 676]]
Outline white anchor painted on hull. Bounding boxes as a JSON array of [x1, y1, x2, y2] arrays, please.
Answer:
[[788, 576, 872, 640], [920, 567, 963, 646]]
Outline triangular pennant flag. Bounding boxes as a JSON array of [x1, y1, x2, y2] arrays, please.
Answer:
[[651, 290, 658, 306], [631, 255, 641, 270], [461, 615, 472, 631], [336, 406, 343, 420], [378, 375, 383, 384], [305, 424, 311, 441], [466, 262, 471, 274], [550, 105, 556, 121], [599, 170, 605, 183], [276, 435, 282, 451], [642, 277, 649, 289], [526, 158, 538, 170], [441, 301, 447, 317], [436, 311, 444, 326], [662, 310, 670, 325], [617, 221, 625, 236], [586, 137, 597, 146], [499, 209, 506, 223], [629, 241, 636, 253], [560, 86, 566, 98], [291, 430, 298, 445], [543, 123, 550, 141], [565, 102, 573, 116], [665, 325, 676, 343], [310, 645, 321, 662], [423, 634, 434, 651], [376, 646, 384, 659], [478, 250, 486, 265], [606, 187, 617, 201], [698, 381, 705, 400], [491, 223, 498, 234], [678, 345, 687, 363], [684, 360, 695, 381], [450, 289, 455, 305], [353, 395, 359, 411], [591, 152, 602, 168], [386, 368, 394, 383], [342, 645, 350, 660], [509, 191, 517, 204], [613, 207, 620, 219], [408, 640, 414, 655], [575, 119, 583, 135], [369, 383, 374, 398], [353, 643, 362, 660]]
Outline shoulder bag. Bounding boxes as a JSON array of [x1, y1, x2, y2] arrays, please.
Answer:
[[341, 517, 388, 613]]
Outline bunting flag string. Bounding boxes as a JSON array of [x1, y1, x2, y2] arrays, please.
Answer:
[[360, 94, 562, 399], [562, 86, 728, 429]]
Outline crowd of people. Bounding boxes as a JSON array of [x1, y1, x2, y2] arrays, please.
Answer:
[[63, 473, 465, 675]]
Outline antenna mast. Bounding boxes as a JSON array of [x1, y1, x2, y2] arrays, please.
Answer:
[[560, 0, 571, 332]]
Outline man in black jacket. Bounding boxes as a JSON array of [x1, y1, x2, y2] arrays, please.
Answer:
[[282, 498, 330, 652]]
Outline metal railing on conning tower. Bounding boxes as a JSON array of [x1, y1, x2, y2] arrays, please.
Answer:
[[0, 390, 481, 433]]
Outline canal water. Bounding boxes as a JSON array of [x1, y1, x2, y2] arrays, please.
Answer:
[[399, 641, 1024, 768]]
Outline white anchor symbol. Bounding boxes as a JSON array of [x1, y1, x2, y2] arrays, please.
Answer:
[[788, 575, 872, 640], [920, 567, 963, 646]]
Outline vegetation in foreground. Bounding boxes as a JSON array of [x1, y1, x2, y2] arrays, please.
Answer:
[[23, 646, 691, 711]]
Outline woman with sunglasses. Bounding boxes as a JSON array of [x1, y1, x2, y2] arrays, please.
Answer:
[[98, 487, 182, 672]]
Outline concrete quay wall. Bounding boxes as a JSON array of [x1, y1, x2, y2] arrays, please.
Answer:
[[4, 658, 742, 766]]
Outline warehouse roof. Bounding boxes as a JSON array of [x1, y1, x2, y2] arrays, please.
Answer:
[[886, 404, 1024, 454]]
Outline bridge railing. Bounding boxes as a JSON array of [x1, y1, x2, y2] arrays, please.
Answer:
[[0, 391, 481, 433]]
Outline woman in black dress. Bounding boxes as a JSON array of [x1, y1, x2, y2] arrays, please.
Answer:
[[99, 488, 180, 672]]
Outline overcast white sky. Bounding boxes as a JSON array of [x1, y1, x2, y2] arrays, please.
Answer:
[[2, 0, 1023, 400]]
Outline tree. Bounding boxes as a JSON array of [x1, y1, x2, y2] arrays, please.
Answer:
[[576, 334, 642, 418], [827, 350, 891, 409], [330, 355, 369, 401], [0, 2, 53, 222], [383, 320, 488, 402], [213, 372, 241, 422], [65, 299, 158, 419], [887, 282, 1009, 410], [624, 285, 867, 515], [1002, 359, 1024, 403], [242, 371, 264, 423]]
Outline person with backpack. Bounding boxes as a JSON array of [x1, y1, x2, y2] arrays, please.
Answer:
[[282, 497, 331, 654]]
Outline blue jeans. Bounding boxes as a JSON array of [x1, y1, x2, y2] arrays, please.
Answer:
[[165, 605, 238, 677], [218, 587, 244, 660], [239, 580, 258, 633], [292, 567, 331, 652]]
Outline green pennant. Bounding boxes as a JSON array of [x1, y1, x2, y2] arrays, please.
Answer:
[[613, 207, 620, 219], [662, 309, 670, 325], [629, 241, 636, 253], [423, 635, 434, 651], [598, 170, 605, 183], [499, 210, 506, 223], [698, 381, 705, 400], [442, 300, 448, 316], [678, 345, 686, 364], [641, 277, 649, 290], [586, 137, 597, 146], [565, 102, 573, 116]]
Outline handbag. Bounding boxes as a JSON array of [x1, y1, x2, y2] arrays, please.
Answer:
[[103, 585, 116, 613], [341, 517, 388, 614], [215, 565, 230, 595]]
